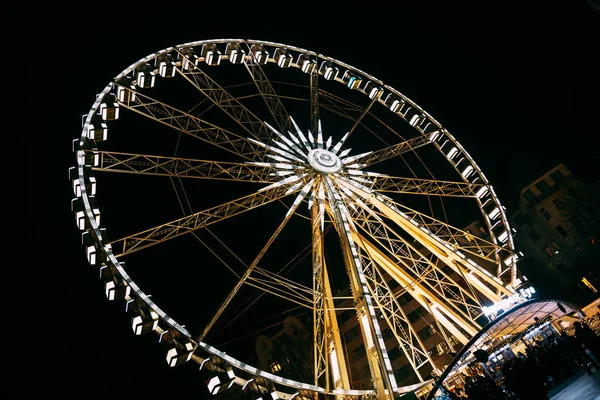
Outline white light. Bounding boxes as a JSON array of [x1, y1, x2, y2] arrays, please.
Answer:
[[476, 186, 489, 198], [497, 231, 508, 243], [462, 165, 474, 178], [330, 348, 341, 386], [488, 207, 500, 220], [447, 147, 459, 159], [360, 314, 374, 349], [390, 99, 402, 113]]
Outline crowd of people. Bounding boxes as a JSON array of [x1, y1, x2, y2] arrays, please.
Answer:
[[444, 320, 600, 400]]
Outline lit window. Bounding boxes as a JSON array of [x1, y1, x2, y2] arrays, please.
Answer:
[[435, 342, 448, 356], [270, 361, 281, 373], [542, 242, 559, 257]]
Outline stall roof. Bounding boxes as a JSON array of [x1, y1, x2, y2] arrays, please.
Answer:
[[426, 299, 585, 400]]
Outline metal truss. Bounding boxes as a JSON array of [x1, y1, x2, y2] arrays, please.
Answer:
[[382, 199, 509, 265], [109, 183, 301, 257], [243, 41, 293, 134], [115, 85, 265, 161], [347, 205, 485, 324], [351, 232, 437, 380], [90, 150, 276, 183], [174, 53, 275, 143], [360, 132, 441, 167], [371, 176, 484, 198]]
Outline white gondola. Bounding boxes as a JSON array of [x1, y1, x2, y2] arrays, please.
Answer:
[[250, 44, 269, 64], [202, 44, 222, 66], [274, 48, 292, 68], [225, 43, 245, 64], [297, 53, 315, 73]]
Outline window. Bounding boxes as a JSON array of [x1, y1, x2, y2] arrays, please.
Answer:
[[550, 169, 565, 184], [387, 346, 401, 361], [407, 307, 425, 323], [535, 179, 552, 194], [555, 225, 568, 238], [552, 198, 566, 210], [527, 258, 539, 269], [270, 361, 281, 373], [523, 189, 537, 204], [435, 341, 448, 356], [543, 242, 559, 257], [512, 212, 526, 227], [528, 229, 541, 242], [354, 345, 366, 357], [396, 365, 413, 381], [340, 309, 354, 323], [538, 207, 552, 221]]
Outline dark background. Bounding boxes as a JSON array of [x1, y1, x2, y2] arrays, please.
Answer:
[[30, 1, 598, 398]]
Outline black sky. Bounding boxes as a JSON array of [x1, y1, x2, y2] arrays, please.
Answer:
[[32, 2, 598, 398]]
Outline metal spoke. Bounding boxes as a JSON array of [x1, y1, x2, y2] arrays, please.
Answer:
[[174, 54, 275, 143], [347, 205, 485, 322], [243, 41, 293, 133], [383, 199, 510, 265], [335, 176, 513, 300], [116, 84, 264, 161], [360, 131, 442, 167], [371, 176, 485, 198], [89, 150, 277, 183], [352, 234, 439, 378], [109, 183, 302, 257]]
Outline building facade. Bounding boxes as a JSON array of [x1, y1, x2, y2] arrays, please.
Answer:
[[509, 163, 598, 302]]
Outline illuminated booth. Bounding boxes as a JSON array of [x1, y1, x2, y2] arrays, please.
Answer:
[[425, 298, 586, 400]]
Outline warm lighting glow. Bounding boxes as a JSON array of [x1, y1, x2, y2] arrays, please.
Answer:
[[582, 277, 598, 293], [270, 361, 281, 373]]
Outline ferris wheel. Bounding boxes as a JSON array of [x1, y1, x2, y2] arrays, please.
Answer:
[[70, 39, 523, 399]]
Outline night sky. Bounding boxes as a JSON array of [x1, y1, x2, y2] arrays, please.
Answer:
[[32, 2, 598, 398]]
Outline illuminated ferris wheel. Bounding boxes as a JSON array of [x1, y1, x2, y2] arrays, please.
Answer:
[[70, 39, 524, 399]]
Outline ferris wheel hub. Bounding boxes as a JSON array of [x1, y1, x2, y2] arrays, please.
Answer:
[[307, 149, 342, 173]]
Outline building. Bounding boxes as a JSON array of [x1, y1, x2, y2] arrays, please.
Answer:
[[254, 316, 313, 383], [509, 163, 598, 303]]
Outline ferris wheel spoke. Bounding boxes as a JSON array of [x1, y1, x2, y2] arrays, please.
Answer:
[[109, 183, 301, 257], [346, 204, 485, 322], [199, 191, 309, 341], [322, 176, 399, 395], [352, 237, 441, 377], [246, 269, 313, 308], [243, 42, 293, 134], [115, 85, 264, 161], [310, 188, 351, 390], [385, 200, 511, 266], [90, 150, 278, 183], [372, 176, 485, 198], [351, 232, 480, 343], [309, 67, 320, 139], [360, 131, 442, 167], [335, 176, 512, 302], [174, 55, 275, 143]]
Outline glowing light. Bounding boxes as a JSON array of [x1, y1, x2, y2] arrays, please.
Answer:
[[482, 287, 536, 317]]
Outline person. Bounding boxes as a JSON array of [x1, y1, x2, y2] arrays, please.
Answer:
[[574, 320, 600, 366]]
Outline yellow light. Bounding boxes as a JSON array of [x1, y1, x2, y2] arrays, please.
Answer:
[[582, 277, 598, 293]]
